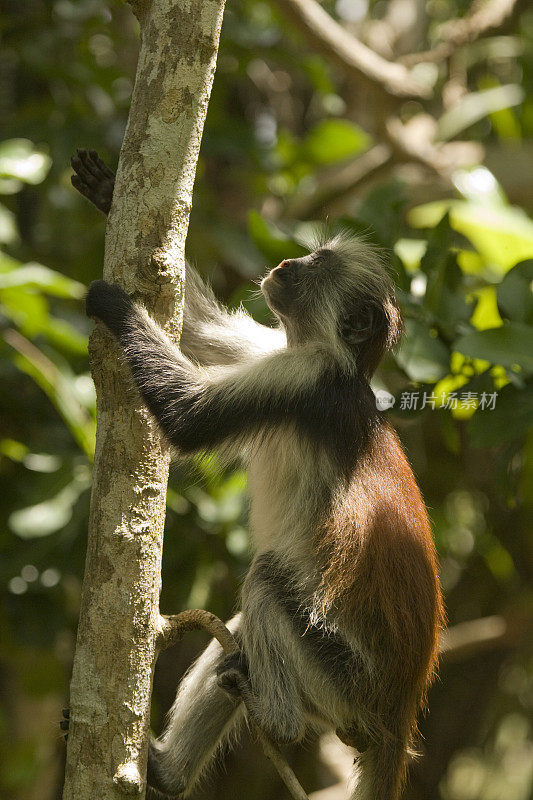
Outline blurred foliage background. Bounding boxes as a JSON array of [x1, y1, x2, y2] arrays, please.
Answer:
[[1, 0, 533, 798]]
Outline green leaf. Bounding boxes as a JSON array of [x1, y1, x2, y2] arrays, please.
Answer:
[[497, 259, 533, 323], [0, 139, 51, 185], [0, 203, 18, 245], [420, 215, 458, 306], [5, 331, 95, 457], [302, 119, 370, 165], [0, 266, 88, 354], [0, 439, 29, 462], [467, 381, 533, 446], [470, 286, 503, 331], [0, 289, 50, 336], [409, 201, 533, 272], [39, 317, 88, 355], [354, 182, 407, 249], [394, 239, 427, 272], [9, 471, 90, 539], [454, 323, 533, 372], [436, 85, 524, 141], [395, 319, 450, 383], [0, 262, 85, 298]]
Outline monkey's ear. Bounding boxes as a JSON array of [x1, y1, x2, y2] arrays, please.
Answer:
[[340, 305, 380, 346]]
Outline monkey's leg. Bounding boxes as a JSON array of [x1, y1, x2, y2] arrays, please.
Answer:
[[229, 562, 305, 746], [70, 148, 115, 214], [147, 614, 245, 799]]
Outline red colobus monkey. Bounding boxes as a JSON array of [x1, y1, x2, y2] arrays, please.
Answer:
[[72, 150, 444, 800]]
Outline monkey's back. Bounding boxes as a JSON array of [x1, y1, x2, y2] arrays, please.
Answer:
[[318, 421, 444, 731]]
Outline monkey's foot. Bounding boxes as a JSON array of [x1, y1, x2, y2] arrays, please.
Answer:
[[60, 707, 69, 740], [217, 661, 301, 745], [71, 148, 115, 215], [254, 712, 303, 746], [216, 651, 248, 699]]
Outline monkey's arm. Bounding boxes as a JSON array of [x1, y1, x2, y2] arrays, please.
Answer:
[[181, 267, 286, 366], [72, 149, 285, 365], [86, 280, 323, 453]]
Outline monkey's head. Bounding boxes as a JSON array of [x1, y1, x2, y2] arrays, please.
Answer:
[[261, 231, 402, 377]]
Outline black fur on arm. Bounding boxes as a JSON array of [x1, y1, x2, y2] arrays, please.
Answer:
[[86, 280, 207, 450], [86, 280, 335, 454], [86, 280, 133, 339], [71, 149, 284, 366]]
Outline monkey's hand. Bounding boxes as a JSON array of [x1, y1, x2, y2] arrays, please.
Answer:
[[216, 650, 249, 700], [71, 149, 115, 215], [86, 280, 134, 339]]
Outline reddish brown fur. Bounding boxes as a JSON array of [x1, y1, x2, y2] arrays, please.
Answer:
[[318, 423, 444, 796]]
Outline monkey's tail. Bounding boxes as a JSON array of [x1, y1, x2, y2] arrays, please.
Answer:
[[351, 738, 409, 800]]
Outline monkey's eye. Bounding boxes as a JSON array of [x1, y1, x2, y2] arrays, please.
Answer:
[[279, 260, 290, 269]]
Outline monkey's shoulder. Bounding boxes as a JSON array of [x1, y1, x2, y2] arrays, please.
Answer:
[[292, 366, 379, 471]]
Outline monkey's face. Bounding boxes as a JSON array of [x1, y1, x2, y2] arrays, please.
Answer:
[[261, 242, 402, 373], [262, 255, 308, 316], [261, 251, 338, 322]]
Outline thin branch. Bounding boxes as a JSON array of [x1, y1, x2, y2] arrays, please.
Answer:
[[385, 116, 483, 178], [439, 613, 531, 663], [400, 0, 526, 66], [158, 609, 240, 653], [158, 610, 310, 800], [285, 143, 393, 219], [272, 0, 432, 99]]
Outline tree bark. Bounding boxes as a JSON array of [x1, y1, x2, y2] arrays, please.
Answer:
[[62, 1, 226, 798]]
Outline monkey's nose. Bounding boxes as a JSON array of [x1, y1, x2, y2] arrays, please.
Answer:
[[272, 263, 293, 283]]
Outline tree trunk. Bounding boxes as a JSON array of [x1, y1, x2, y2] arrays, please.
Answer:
[[62, 1, 226, 798]]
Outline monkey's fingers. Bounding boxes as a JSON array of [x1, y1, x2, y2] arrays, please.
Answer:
[[71, 173, 94, 200], [76, 148, 114, 182], [87, 149, 115, 179], [71, 149, 115, 215], [71, 154, 99, 189], [71, 172, 113, 215], [60, 707, 70, 741]]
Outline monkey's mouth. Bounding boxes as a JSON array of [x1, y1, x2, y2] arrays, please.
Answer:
[[261, 271, 281, 289], [268, 270, 284, 285]]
